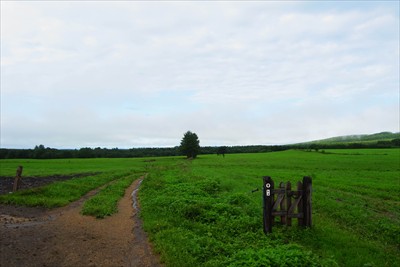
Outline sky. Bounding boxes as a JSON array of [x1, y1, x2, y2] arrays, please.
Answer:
[[1, 1, 399, 149]]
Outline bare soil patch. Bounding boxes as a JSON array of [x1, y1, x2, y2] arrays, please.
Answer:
[[0, 178, 162, 267], [0, 173, 101, 195]]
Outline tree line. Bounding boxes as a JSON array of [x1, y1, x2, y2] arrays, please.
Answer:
[[1, 135, 398, 160], [0, 144, 288, 159]]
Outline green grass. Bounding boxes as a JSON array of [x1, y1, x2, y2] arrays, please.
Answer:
[[0, 149, 399, 266], [0, 157, 152, 176], [81, 173, 140, 218], [139, 149, 400, 267], [0, 171, 132, 207]]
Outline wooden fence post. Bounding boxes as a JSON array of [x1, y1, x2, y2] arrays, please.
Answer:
[[13, 166, 23, 192], [286, 181, 292, 226], [263, 176, 274, 234], [302, 176, 312, 227]]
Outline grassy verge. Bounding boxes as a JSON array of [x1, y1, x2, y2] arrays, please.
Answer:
[[0, 171, 131, 208], [81, 174, 139, 218], [139, 149, 399, 267]]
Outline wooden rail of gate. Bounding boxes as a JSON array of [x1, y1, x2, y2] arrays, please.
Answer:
[[263, 176, 312, 234]]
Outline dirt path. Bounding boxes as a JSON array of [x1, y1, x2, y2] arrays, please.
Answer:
[[0, 178, 163, 267]]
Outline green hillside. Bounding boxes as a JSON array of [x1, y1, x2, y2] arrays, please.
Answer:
[[298, 131, 400, 146], [316, 131, 399, 142]]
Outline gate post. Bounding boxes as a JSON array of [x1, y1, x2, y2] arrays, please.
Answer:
[[302, 176, 312, 227], [13, 166, 23, 192], [263, 176, 274, 234]]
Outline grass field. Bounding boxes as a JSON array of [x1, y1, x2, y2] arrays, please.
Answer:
[[0, 157, 148, 176], [1, 149, 399, 266]]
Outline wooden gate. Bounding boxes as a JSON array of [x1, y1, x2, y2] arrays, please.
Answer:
[[263, 176, 312, 234]]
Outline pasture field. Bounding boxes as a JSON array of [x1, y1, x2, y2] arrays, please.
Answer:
[[0, 149, 399, 266], [0, 157, 151, 176], [139, 149, 399, 266]]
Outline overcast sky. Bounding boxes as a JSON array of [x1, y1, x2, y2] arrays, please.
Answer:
[[1, 1, 399, 149]]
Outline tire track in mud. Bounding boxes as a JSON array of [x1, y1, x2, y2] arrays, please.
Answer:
[[0, 180, 113, 227], [0, 176, 163, 267], [130, 177, 163, 267]]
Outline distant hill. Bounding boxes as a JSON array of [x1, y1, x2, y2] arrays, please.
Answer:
[[295, 132, 400, 149], [303, 131, 400, 145]]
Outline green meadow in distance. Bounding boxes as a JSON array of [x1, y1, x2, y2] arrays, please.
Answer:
[[1, 149, 399, 266]]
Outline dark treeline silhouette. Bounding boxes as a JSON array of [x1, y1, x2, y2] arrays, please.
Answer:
[[0, 145, 181, 159], [0, 139, 399, 159], [202, 145, 287, 155], [0, 145, 286, 159]]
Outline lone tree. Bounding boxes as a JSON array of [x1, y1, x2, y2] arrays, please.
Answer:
[[180, 131, 200, 159]]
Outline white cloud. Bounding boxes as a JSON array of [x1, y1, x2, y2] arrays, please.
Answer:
[[1, 1, 399, 148]]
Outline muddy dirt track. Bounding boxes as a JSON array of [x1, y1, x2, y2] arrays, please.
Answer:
[[0, 173, 101, 195], [0, 178, 163, 267]]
